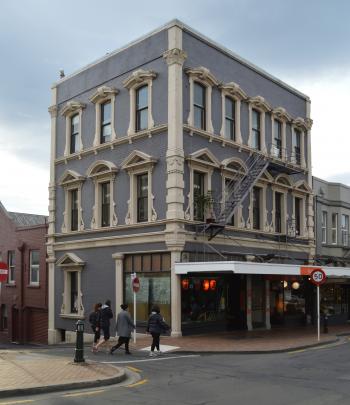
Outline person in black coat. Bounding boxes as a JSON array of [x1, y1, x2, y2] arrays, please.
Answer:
[[89, 302, 102, 351], [146, 304, 169, 357], [95, 299, 113, 352]]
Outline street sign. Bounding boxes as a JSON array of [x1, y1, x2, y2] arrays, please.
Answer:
[[132, 276, 140, 293], [0, 262, 8, 283], [310, 268, 326, 286]]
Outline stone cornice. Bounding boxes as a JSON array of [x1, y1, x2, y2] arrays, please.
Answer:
[[89, 85, 119, 104], [123, 69, 157, 89], [163, 48, 187, 66], [185, 66, 219, 87]]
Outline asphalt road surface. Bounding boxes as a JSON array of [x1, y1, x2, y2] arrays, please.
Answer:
[[3, 339, 350, 405]]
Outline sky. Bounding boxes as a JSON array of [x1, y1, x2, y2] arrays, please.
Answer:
[[0, 0, 349, 215]]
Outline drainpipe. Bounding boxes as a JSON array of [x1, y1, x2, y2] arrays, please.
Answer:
[[17, 242, 25, 343]]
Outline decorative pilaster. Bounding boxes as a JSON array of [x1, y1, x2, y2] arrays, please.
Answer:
[[112, 253, 124, 316]]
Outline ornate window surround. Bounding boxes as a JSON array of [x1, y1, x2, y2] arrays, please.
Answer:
[[89, 85, 119, 146], [219, 82, 247, 144], [291, 117, 309, 168], [185, 67, 219, 135], [270, 107, 291, 161], [86, 160, 119, 229], [247, 96, 271, 154], [57, 253, 85, 319], [60, 100, 86, 157], [121, 150, 158, 224], [271, 174, 293, 234], [123, 69, 157, 136], [184, 148, 221, 221], [221, 157, 247, 227], [59, 169, 86, 233], [291, 180, 312, 237]]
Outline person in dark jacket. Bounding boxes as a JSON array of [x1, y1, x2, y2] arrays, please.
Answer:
[[89, 302, 102, 352], [146, 304, 169, 357], [95, 299, 113, 352], [110, 304, 135, 355]]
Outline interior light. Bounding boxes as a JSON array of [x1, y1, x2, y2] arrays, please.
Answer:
[[209, 279, 217, 290], [203, 279, 210, 291], [292, 281, 300, 290], [181, 279, 189, 290], [283, 281, 288, 288]]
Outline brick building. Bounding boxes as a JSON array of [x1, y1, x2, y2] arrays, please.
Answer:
[[0, 202, 48, 344]]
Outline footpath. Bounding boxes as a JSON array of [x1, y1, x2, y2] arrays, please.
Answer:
[[0, 325, 349, 399]]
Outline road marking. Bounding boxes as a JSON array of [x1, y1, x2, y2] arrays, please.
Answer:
[[125, 379, 148, 388], [63, 389, 105, 398], [127, 365, 142, 372], [0, 401, 34, 405], [99, 354, 200, 364]]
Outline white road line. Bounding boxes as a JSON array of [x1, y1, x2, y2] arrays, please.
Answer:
[[97, 354, 200, 364]]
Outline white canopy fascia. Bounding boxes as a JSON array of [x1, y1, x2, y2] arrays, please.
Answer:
[[175, 261, 350, 278]]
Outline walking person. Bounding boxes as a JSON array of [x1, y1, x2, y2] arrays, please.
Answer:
[[95, 299, 113, 352], [89, 302, 102, 352], [110, 304, 135, 355], [146, 305, 170, 357]]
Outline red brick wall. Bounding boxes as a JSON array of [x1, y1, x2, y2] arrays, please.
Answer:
[[0, 208, 48, 343]]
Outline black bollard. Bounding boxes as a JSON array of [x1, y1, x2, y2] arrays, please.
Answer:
[[74, 320, 85, 363]]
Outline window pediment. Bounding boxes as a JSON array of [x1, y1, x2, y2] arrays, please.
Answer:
[[57, 253, 85, 267], [249, 96, 271, 112], [187, 148, 220, 168], [60, 100, 86, 117], [59, 170, 85, 186], [259, 170, 274, 182], [89, 86, 119, 104], [292, 117, 309, 131], [123, 69, 157, 89], [219, 82, 247, 100], [87, 160, 118, 178], [272, 107, 292, 122], [294, 180, 312, 193], [221, 157, 247, 174], [121, 150, 157, 171], [185, 66, 219, 87], [275, 174, 293, 187]]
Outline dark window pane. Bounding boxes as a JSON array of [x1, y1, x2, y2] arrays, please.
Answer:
[[194, 83, 206, 130], [101, 102, 111, 143], [101, 182, 110, 227], [70, 114, 79, 154], [252, 110, 261, 150], [136, 86, 148, 110], [70, 272, 78, 313], [194, 171, 205, 221], [225, 97, 234, 119], [137, 109, 148, 131], [194, 82, 205, 107], [295, 197, 301, 235], [275, 192, 282, 233], [70, 189, 78, 231], [253, 187, 260, 230], [137, 174, 148, 222]]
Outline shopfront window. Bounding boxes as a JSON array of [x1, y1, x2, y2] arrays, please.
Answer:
[[181, 276, 226, 323], [321, 283, 349, 316]]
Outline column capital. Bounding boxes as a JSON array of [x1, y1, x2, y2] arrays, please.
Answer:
[[163, 48, 187, 66], [112, 253, 125, 261]]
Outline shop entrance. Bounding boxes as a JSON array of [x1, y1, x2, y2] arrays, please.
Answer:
[[181, 274, 246, 334]]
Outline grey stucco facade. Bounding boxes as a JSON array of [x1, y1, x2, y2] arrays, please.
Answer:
[[47, 20, 315, 342]]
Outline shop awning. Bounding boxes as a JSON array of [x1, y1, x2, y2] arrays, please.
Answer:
[[175, 261, 350, 278]]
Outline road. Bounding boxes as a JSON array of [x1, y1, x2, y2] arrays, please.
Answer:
[[2, 340, 350, 404]]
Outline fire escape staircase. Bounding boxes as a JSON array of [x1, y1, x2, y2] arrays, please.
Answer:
[[203, 153, 269, 240]]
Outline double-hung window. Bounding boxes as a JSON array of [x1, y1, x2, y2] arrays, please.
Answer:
[[321, 211, 327, 244], [8, 251, 15, 284], [332, 213, 338, 244], [30, 250, 40, 285], [251, 109, 261, 150], [225, 97, 235, 140], [225, 178, 235, 225], [70, 189, 79, 231], [70, 272, 78, 313], [136, 85, 148, 132], [70, 114, 80, 154], [101, 182, 111, 227], [100, 101, 112, 143], [252, 187, 261, 230], [341, 214, 349, 247], [275, 192, 282, 233], [293, 129, 301, 165], [194, 82, 206, 130], [137, 173, 148, 222], [295, 197, 302, 236], [193, 171, 205, 221], [273, 120, 282, 158]]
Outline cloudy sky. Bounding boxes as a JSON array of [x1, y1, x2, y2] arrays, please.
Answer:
[[0, 0, 349, 215]]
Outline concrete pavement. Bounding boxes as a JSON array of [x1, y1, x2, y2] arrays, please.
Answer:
[[0, 324, 349, 398]]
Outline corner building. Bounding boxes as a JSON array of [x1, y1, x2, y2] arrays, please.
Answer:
[[48, 20, 315, 343]]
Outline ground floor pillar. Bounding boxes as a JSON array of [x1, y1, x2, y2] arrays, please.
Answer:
[[170, 250, 182, 337], [265, 279, 271, 329], [112, 253, 124, 317], [47, 259, 60, 344], [246, 275, 253, 331]]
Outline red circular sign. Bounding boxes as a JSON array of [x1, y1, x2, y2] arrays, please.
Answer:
[[0, 262, 8, 283], [132, 277, 140, 293], [310, 268, 326, 286]]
